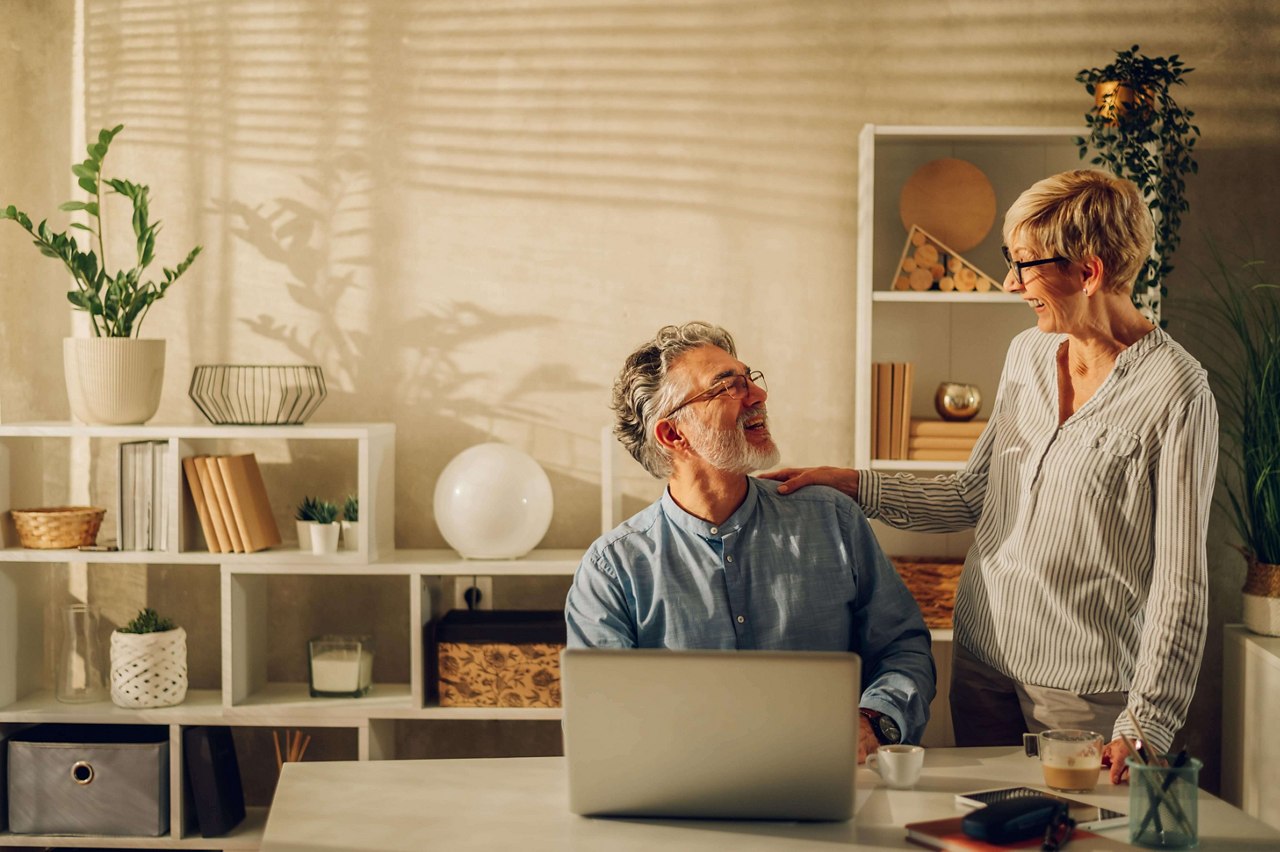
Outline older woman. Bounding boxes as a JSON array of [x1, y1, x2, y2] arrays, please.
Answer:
[[764, 169, 1217, 782]]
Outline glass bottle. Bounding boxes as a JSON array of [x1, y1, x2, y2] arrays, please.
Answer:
[[56, 603, 107, 703]]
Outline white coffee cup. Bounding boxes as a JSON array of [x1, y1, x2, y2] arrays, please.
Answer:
[[867, 743, 925, 789]]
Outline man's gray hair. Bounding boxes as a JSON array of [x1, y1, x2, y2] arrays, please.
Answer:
[[612, 321, 736, 478]]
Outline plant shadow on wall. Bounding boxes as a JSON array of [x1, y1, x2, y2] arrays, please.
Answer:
[[214, 157, 599, 544]]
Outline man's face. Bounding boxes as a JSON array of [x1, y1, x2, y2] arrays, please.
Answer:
[[669, 345, 779, 475]]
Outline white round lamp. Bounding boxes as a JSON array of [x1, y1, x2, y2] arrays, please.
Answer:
[[433, 443, 554, 559]]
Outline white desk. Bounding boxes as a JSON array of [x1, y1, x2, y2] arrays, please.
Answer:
[[260, 747, 1280, 851]]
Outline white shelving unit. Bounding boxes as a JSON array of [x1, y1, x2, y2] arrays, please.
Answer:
[[1221, 625, 1280, 831], [0, 421, 578, 850], [854, 125, 1084, 476]]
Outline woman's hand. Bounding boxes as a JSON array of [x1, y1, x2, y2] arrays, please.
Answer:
[[758, 466, 860, 500], [1102, 736, 1136, 785]]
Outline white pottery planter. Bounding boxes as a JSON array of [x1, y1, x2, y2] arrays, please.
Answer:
[[311, 522, 340, 555], [64, 337, 166, 425], [110, 627, 188, 708], [341, 520, 360, 551], [1243, 593, 1280, 637], [296, 520, 316, 550]]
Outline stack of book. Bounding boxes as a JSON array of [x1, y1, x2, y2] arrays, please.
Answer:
[[871, 362, 914, 460], [181, 453, 282, 554], [119, 441, 171, 551], [906, 418, 987, 462]]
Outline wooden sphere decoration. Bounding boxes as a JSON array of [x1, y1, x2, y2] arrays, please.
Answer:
[[899, 158, 997, 252]]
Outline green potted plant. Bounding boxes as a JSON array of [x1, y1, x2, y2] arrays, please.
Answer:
[[1, 124, 202, 424], [1198, 246, 1280, 636], [1075, 46, 1200, 326], [110, 607, 187, 708], [310, 499, 340, 555], [341, 494, 359, 552], [295, 495, 321, 550]]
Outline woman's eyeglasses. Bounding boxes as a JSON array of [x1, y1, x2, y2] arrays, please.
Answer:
[[1002, 245, 1067, 285]]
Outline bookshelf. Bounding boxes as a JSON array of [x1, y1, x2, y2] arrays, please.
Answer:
[[0, 421, 580, 850]]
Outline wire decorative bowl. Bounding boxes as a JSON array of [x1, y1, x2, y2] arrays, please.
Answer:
[[189, 365, 327, 425]]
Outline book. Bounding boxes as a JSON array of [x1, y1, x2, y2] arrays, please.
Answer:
[[135, 441, 152, 552], [118, 442, 138, 550], [151, 441, 168, 551], [216, 453, 282, 553], [909, 436, 978, 451], [875, 362, 893, 459], [910, 419, 988, 438], [203, 456, 245, 553], [183, 456, 221, 553], [193, 456, 233, 553], [890, 363, 906, 460], [899, 362, 914, 460], [870, 363, 880, 459], [905, 815, 1126, 851], [183, 726, 245, 836]]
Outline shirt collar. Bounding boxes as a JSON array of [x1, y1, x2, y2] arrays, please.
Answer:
[[660, 477, 762, 540], [1113, 325, 1166, 373]]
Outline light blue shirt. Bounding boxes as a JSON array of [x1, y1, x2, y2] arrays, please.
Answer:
[[565, 477, 936, 743]]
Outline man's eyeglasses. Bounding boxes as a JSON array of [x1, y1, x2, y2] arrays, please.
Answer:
[[663, 370, 766, 419], [1001, 245, 1068, 285], [1042, 802, 1076, 851]]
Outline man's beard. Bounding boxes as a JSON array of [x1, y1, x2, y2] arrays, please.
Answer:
[[685, 410, 781, 475]]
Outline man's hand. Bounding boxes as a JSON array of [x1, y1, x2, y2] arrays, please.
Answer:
[[1102, 736, 1137, 785], [758, 466, 860, 499], [857, 715, 878, 764]]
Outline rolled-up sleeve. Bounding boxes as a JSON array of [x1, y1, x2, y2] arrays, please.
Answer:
[[1113, 390, 1218, 754], [845, 504, 937, 744]]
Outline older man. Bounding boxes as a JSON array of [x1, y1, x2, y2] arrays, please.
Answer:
[[565, 321, 935, 760]]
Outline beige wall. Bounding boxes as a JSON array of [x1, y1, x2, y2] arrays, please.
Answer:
[[4, 0, 1279, 786]]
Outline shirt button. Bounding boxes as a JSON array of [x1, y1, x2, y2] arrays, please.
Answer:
[[710, 526, 718, 534], [736, 615, 745, 624], [726, 555, 734, 563]]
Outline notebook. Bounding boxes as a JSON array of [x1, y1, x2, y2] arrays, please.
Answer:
[[561, 648, 860, 821]]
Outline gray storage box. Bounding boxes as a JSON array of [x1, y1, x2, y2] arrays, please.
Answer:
[[8, 724, 169, 836]]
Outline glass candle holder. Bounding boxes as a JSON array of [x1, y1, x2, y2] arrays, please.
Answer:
[[308, 635, 374, 698]]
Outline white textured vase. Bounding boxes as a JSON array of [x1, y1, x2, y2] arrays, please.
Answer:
[[110, 627, 188, 708], [63, 337, 166, 425]]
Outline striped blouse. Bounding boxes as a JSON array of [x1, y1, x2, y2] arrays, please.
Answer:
[[859, 326, 1218, 754]]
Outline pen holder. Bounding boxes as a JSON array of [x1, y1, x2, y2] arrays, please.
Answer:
[[1127, 756, 1201, 849]]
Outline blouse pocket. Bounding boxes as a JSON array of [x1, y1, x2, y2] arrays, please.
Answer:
[[1075, 423, 1142, 495]]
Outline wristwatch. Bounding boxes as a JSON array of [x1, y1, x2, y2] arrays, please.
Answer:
[[859, 708, 902, 745]]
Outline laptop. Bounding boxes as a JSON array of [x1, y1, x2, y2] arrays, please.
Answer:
[[561, 648, 860, 821]]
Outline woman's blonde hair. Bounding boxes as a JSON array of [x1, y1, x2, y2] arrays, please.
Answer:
[[1002, 169, 1154, 294]]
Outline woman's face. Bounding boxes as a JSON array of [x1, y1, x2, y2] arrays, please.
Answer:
[[1002, 240, 1084, 335]]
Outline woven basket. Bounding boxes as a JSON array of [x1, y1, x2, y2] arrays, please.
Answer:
[[110, 627, 188, 708], [892, 556, 964, 628], [11, 506, 106, 549]]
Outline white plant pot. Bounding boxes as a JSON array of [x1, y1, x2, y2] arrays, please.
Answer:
[[297, 520, 316, 550], [310, 522, 340, 555], [1243, 593, 1280, 637], [63, 337, 166, 425], [341, 520, 360, 551], [110, 627, 188, 708]]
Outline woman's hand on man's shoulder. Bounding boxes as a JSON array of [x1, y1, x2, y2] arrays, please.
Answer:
[[758, 466, 860, 499]]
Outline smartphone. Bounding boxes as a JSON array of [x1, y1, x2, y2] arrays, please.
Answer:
[[955, 785, 1127, 831]]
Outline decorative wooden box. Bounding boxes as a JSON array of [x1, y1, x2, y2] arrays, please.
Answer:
[[891, 556, 963, 629], [428, 610, 567, 708]]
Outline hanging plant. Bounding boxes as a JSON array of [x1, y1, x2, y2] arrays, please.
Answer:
[[1075, 45, 1200, 326]]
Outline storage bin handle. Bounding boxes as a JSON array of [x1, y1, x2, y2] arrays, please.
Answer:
[[70, 760, 95, 785]]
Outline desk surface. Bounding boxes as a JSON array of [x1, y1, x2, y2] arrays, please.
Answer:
[[260, 747, 1280, 851]]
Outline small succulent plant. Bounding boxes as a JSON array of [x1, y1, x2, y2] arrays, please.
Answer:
[[343, 494, 358, 523], [313, 500, 339, 525], [119, 607, 176, 634], [295, 496, 321, 522]]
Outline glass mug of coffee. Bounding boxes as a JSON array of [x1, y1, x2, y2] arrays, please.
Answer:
[[1023, 729, 1104, 793]]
